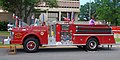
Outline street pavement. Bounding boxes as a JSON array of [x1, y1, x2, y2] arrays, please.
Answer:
[[0, 46, 120, 60]]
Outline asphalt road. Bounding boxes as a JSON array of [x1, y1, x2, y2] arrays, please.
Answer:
[[0, 46, 120, 60]]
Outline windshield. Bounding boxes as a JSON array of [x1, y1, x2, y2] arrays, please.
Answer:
[[21, 21, 29, 27]]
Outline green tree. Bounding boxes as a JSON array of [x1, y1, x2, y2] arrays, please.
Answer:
[[0, 0, 57, 23], [80, 0, 120, 25], [95, 0, 120, 26], [80, 2, 97, 21]]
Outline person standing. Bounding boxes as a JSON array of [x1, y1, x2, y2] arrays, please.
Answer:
[[89, 17, 95, 25], [31, 14, 35, 25]]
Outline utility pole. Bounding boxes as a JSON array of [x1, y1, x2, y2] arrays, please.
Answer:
[[115, 0, 118, 26], [89, 0, 91, 19]]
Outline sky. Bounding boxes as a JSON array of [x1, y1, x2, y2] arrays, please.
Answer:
[[80, 0, 94, 5]]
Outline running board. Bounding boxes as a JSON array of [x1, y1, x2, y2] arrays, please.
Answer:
[[42, 44, 86, 46]]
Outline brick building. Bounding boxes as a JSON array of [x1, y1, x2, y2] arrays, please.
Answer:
[[0, 7, 12, 22], [0, 12, 12, 22]]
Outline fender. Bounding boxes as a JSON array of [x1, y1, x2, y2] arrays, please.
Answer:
[[85, 36, 99, 44], [22, 32, 42, 44]]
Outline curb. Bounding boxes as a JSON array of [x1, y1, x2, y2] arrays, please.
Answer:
[[0, 45, 23, 48], [0, 46, 9, 48]]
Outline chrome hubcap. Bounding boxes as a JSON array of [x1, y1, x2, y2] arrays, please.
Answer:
[[27, 41, 36, 50], [89, 41, 97, 49]]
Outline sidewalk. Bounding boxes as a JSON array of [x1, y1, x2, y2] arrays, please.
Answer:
[[116, 42, 120, 45], [114, 42, 120, 47]]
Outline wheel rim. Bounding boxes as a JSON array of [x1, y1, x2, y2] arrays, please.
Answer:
[[27, 41, 36, 50], [89, 41, 97, 49]]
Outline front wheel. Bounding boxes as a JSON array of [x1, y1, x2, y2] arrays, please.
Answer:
[[23, 38, 39, 53], [86, 38, 98, 51]]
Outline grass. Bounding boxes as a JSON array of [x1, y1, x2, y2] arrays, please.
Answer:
[[0, 31, 9, 36], [0, 42, 2, 45], [0, 42, 10, 46], [115, 38, 120, 42]]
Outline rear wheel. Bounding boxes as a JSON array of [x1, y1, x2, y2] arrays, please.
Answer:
[[86, 38, 98, 51], [23, 38, 39, 53]]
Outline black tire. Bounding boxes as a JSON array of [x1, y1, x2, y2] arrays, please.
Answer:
[[23, 38, 39, 53], [86, 38, 98, 51]]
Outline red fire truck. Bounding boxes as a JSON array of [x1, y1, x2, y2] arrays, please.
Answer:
[[3, 18, 115, 53]]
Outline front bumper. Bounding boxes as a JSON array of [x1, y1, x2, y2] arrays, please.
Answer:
[[3, 38, 22, 45]]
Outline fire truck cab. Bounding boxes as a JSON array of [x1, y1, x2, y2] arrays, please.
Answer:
[[4, 20, 115, 53]]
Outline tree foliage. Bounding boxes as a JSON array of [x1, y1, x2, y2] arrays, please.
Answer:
[[0, 0, 57, 23], [0, 21, 8, 31], [80, 2, 97, 21], [95, 0, 120, 25], [80, 0, 120, 25]]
